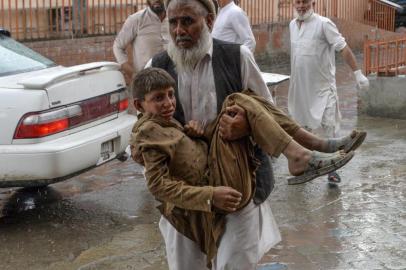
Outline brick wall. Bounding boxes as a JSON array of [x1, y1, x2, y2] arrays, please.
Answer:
[[24, 35, 117, 67], [23, 19, 404, 68], [253, 18, 404, 67]]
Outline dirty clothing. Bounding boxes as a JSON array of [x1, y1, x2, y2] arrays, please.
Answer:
[[151, 38, 274, 203], [212, 1, 256, 52], [130, 91, 299, 266], [288, 13, 346, 133], [113, 7, 169, 73]]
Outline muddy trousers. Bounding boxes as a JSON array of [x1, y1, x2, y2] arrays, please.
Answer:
[[218, 90, 301, 157], [209, 91, 301, 207]]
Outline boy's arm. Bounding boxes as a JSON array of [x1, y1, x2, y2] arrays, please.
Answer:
[[142, 148, 214, 212], [142, 149, 242, 213]]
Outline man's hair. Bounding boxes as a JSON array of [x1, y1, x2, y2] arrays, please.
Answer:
[[131, 67, 176, 99]]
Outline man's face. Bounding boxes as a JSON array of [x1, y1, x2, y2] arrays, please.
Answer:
[[167, 4, 213, 49], [293, 0, 313, 17], [136, 87, 176, 121], [147, 0, 165, 14]]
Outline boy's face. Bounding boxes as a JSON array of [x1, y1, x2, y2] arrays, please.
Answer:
[[135, 87, 176, 121]]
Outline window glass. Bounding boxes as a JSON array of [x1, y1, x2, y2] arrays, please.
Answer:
[[0, 35, 56, 77]]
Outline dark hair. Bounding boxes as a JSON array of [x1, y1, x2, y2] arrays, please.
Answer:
[[131, 67, 176, 99]]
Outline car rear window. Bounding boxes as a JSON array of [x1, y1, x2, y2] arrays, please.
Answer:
[[0, 34, 56, 77]]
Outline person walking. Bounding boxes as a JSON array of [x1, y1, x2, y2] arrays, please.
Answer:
[[288, 0, 369, 184], [113, 0, 169, 83], [212, 0, 256, 52]]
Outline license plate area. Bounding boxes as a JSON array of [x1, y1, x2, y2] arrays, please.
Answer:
[[97, 139, 116, 165]]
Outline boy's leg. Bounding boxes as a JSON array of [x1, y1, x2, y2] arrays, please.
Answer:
[[223, 92, 354, 183], [225, 92, 297, 157], [233, 91, 366, 154]]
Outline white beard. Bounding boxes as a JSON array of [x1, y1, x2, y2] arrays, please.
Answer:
[[294, 7, 314, 21], [167, 23, 212, 72]]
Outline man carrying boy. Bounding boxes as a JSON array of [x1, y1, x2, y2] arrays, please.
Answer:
[[130, 68, 358, 269], [143, 0, 367, 268]]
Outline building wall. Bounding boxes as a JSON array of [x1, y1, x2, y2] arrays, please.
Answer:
[[253, 18, 404, 67], [24, 35, 117, 67], [23, 18, 403, 68]]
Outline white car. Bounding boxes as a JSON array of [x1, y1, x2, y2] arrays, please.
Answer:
[[0, 29, 137, 188]]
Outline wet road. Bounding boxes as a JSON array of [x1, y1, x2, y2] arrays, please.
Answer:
[[0, 59, 405, 270], [0, 115, 404, 270], [0, 161, 168, 270]]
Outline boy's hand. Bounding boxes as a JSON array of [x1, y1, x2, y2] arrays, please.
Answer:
[[219, 104, 249, 141], [184, 120, 204, 137], [212, 186, 242, 212]]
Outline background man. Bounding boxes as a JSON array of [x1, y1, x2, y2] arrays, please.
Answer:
[[212, 0, 256, 52], [113, 0, 169, 83], [288, 0, 369, 183]]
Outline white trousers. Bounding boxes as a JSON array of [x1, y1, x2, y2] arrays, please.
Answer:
[[159, 201, 281, 270], [320, 92, 340, 137]]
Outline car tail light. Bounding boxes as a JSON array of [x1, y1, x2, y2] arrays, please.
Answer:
[[110, 91, 129, 112], [14, 89, 128, 139]]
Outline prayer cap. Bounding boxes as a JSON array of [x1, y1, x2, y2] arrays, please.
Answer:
[[165, 0, 217, 15]]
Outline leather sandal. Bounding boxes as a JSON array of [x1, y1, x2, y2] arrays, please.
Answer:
[[288, 151, 354, 185], [328, 171, 341, 184], [327, 130, 367, 153]]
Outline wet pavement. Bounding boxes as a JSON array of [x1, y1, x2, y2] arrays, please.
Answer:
[[0, 57, 405, 270]]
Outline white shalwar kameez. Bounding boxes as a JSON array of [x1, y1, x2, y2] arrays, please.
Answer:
[[113, 7, 169, 73], [152, 43, 281, 270], [212, 1, 256, 52], [288, 13, 347, 136]]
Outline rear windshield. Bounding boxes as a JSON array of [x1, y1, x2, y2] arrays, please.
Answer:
[[0, 34, 56, 77]]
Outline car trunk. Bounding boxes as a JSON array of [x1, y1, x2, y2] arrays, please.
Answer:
[[2, 62, 128, 144]]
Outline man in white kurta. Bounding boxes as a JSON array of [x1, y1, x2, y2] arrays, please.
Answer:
[[212, 0, 256, 52], [288, 0, 369, 183], [113, 0, 169, 81], [148, 0, 281, 269]]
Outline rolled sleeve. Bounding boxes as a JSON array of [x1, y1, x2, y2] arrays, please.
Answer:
[[113, 14, 139, 64], [323, 19, 346, 52]]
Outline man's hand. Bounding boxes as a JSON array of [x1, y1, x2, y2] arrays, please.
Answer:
[[354, 69, 369, 90], [219, 104, 250, 141], [212, 186, 242, 212], [120, 62, 134, 85], [184, 120, 204, 138]]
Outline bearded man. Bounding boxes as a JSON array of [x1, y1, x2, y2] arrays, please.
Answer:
[[146, 0, 365, 268], [113, 0, 169, 82], [149, 0, 281, 269], [288, 0, 369, 183]]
